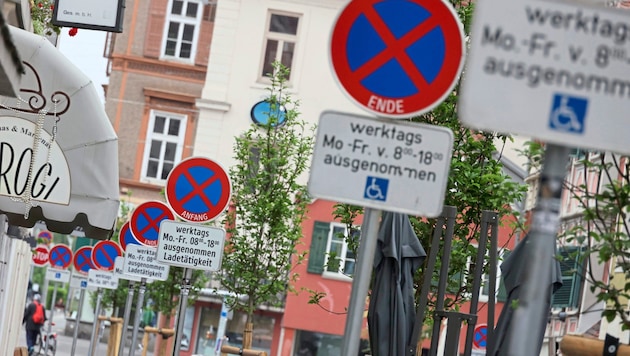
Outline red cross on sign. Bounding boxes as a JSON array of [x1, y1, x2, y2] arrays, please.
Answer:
[[330, 0, 465, 118]]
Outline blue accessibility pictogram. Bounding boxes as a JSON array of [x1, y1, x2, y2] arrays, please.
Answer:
[[55, 272, 61, 278], [549, 93, 588, 134], [80, 281, 87, 288], [364, 176, 389, 201]]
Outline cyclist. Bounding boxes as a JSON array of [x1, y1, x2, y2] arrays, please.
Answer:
[[23, 293, 47, 355]]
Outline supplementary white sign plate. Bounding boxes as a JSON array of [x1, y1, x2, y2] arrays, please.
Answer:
[[157, 220, 225, 271], [114, 256, 146, 282], [69, 274, 92, 290], [459, 0, 630, 154], [88, 269, 119, 290], [308, 111, 453, 217], [46, 268, 71, 283], [122, 244, 169, 281]]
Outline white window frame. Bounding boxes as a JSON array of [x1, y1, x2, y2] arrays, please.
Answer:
[[322, 222, 356, 281], [480, 248, 509, 302], [141, 110, 188, 184], [258, 10, 301, 83], [161, 0, 203, 63]]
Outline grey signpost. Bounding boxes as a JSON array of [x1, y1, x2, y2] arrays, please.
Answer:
[[121, 245, 170, 356], [460, 0, 630, 353], [156, 220, 226, 356]]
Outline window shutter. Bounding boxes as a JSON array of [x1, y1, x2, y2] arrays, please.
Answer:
[[144, 0, 169, 59], [307, 221, 329, 274], [497, 250, 512, 303], [552, 246, 583, 308], [194, 6, 215, 66]]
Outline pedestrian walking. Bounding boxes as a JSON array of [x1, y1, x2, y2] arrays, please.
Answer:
[[23, 293, 47, 355]]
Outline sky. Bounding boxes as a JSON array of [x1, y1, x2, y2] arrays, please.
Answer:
[[56, 28, 109, 103]]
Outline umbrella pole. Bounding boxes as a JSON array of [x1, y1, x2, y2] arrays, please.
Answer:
[[506, 143, 570, 355], [341, 208, 382, 356]]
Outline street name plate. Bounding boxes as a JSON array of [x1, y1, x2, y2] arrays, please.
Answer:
[[157, 220, 226, 271], [45, 268, 71, 283], [88, 269, 119, 290], [122, 244, 169, 281], [460, 0, 630, 154], [308, 111, 453, 217]]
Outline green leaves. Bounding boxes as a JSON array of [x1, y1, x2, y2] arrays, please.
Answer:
[[219, 62, 314, 322]]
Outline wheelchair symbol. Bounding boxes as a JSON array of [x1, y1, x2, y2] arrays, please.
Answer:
[[364, 176, 389, 202], [80, 281, 87, 288], [549, 94, 587, 134]]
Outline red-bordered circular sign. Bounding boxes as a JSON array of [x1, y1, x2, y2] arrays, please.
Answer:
[[118, 221, 141, 252], [330, 0, 465, 118], [92, 240, 122, 271], [130, 201, 175, 247], [49, 244, 72, 269], [73, 246, 94, 275], [165, 157, 232, 223]]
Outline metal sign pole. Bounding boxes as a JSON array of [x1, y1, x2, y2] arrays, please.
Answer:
[[118, 281, 136, 356], [507, 143, 570, 355], [341, 208, 382, 356], [70, 287, 86, 356], [129, 278, 147, 356], [88, 288, 103, 356], [173, 268, 193, 356], [48, 282, 58, 335]]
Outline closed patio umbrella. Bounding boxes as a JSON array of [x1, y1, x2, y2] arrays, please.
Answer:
[[488, 235, 562, 355], [368, 211, 426, 356]]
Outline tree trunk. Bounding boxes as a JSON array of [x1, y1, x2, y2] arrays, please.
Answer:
[[243, 322, 254, 349]]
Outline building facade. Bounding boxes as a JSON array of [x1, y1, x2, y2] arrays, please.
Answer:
[[104, 0, 527, 355], [104, 0, 216, 207]]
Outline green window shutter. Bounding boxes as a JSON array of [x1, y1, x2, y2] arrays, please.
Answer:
[[307, 221, 330, 274], [552, 246, 583, 308], [497, 250, 512, 303]]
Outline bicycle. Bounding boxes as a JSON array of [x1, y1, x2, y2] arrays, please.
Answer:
[[34, 321, 57, 356]]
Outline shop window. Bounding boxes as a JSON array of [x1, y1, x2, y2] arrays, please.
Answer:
[[293, 330, 370, 356], [194, 306, 275, 355]]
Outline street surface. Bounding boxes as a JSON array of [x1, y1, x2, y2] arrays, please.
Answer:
[[17, 308, 142, 356]]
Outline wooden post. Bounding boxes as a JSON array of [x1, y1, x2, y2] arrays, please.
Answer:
[[97, 316, 124, 356], [560, 334, 630, 356], [220, 345, 268, 356]]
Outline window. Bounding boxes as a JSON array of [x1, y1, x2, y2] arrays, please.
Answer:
[[307, 221, 357, 278], [162, 0, 203, 61], [260, 12, 300, 80], [142, 111, 187, 182]]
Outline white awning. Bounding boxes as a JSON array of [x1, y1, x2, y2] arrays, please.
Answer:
[[0, 26, 119, 240]]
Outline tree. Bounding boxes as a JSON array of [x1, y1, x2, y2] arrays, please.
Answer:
[[550, 150, 630, 329], [219, 62, 314, 349], [328, 0, 528, 339]]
